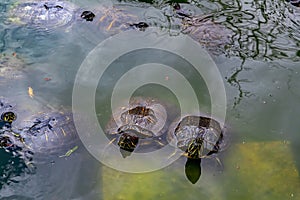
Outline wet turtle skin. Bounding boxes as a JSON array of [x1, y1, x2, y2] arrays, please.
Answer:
[[169, 115, 224, 159], [117, 132, 139, 152], [106, 97, 179, 152]]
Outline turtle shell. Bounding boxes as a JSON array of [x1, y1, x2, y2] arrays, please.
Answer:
[[94, 6, 140, 34], [168, 115, 224, 159], [16, 111, 79, 155], [8, 1, 77, 29], [105, 97, 178, 152], [0, 97, 79, 155], [76, 4, 150, 44], [107, 97, 168, 138], [181, 15, 233, 53]]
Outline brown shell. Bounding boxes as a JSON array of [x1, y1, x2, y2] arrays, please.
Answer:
[[106, 97, 169, 139], [168, 115, 224, 159]]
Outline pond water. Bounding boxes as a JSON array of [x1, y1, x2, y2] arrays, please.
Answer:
[[0, 0, 300, 199]]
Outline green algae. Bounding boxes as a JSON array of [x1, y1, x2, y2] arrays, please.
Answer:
[[222, 141, 300, 200]]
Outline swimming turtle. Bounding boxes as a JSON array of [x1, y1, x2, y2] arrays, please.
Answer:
[[94, 3, 233, 50], [0, 98, 79, 161], [14, 110, 79, 156], [8, 1, 77, 29], [105, 97, 179, 153], [168, 115, 224, 159], [167, 115, 225, 184], [171, 4, 233, 53], [8, 1, 232, 47], [7, 1, 149, 32]]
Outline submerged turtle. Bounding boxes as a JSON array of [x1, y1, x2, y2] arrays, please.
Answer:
[[168, 115, 225, 184], [105, 97, 179, 154], [8, 1, 149, 32], [14, 111, 79, 155], [8, 1, 232, 49], [8, 1, 77, 29], [0, 98, 79, 162], [168, 115, 224, 159], [170, 4, 233, 53]]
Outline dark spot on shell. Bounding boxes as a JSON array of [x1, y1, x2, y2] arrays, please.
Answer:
[[44, 4, 63, 10], [55, 5, 63, 9], [130, 22, 149, 31], [44, 4, 49, 10]]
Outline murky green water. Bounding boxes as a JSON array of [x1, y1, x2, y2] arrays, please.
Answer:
[[0, 0, 299, 199]]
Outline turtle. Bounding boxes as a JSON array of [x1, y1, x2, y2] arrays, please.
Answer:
[[93, 3, 233, 52], [169, 4, 233, 54], [0, 98, 80, 163], [105, 97, 179, 154], [0, 98, 102, 197], [7, 1, 233, 48], [7, 1, 149, 32], [8, 1, 77, 29], [168, 115, 224, 159], [14, 110, 79, 156], [167, 115, 226, 184]]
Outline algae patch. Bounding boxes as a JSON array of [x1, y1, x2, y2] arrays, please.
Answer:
[[223, 141, 300, 199]]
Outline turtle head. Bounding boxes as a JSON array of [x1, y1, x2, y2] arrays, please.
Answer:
[[1, 111, 17, 124], [184, 137, 203, 159], [0, 111, 17, 129], [117, 132, 139, 152]]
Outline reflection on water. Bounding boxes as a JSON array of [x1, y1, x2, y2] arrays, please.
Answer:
[[0, 0, 299, 198], [0, 148, 29, 190]]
